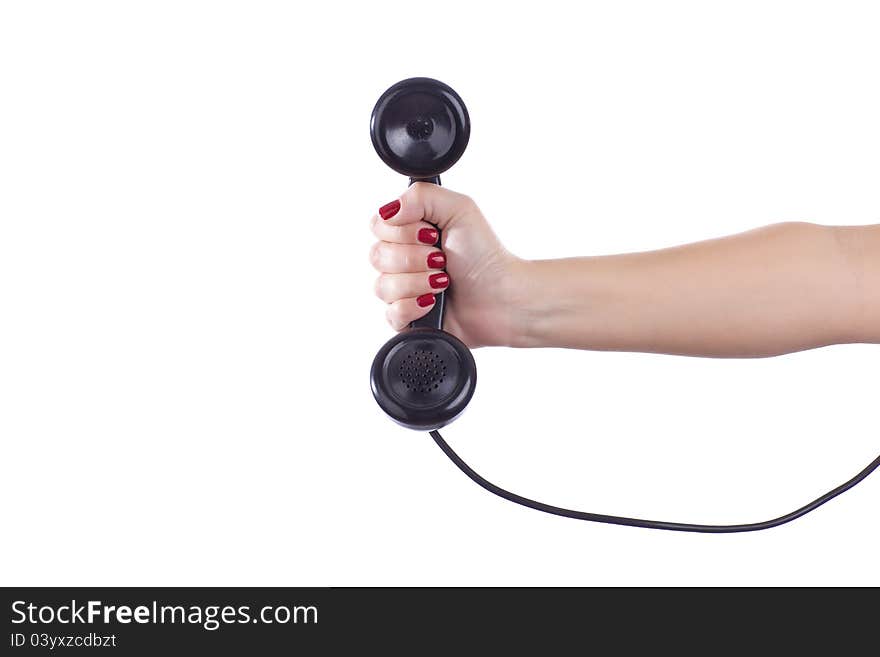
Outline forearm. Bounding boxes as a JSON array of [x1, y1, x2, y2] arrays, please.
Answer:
[[512, 222, 880, 357]]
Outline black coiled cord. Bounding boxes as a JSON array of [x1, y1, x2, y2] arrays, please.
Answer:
[[429, 430, 880, 533]]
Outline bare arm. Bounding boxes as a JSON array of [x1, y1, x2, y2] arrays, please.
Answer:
[[513, 222, 880, 357]]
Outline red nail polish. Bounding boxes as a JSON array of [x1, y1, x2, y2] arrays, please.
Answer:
[[427, 251, 446, 269], [379, 199, 400, 220], [429, 273, 449, 289], [417, 228, 438, 244], [416, 293, 435, 308]]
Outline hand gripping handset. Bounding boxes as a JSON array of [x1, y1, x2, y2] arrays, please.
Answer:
[[369, 78, 477, 431]]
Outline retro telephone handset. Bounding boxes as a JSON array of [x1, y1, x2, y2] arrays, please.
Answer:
[[368, 77, 880, 532]]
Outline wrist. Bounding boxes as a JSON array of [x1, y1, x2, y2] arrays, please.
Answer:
[[505, 258, 573, 348], [507, 256, 615, 350], [482, 255, 538, 349]]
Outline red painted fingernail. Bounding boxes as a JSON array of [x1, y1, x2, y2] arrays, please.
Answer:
[[429, 273, 449, 289], [416, 293, 435, 308], [417, 228, 438, 244], [427, 251, 446, 269], [379, 199, 400, 220]]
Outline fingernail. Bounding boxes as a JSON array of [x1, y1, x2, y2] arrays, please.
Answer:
[[429, 273, 449, 289], [416, 293, 435, 308], [427, 251, 446, 269], [417, 228, 438, 244], [379, 199, 400, 220]]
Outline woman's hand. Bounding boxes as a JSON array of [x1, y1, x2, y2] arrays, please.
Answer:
[[369, 183, 523, 348]]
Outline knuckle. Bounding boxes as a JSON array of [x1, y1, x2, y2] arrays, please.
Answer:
[[375, 274, 398, 302], [368, 241, 383, 268], [408, 182, 428, 206], [373, 275, 385, 300], [386, 303, 404, 327], [458, 193, 478, 213]]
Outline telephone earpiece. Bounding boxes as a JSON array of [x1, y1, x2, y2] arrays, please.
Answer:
[[370, 77, 470, 179], [369, 77, 476, 431], [366, 78, 880, 532]]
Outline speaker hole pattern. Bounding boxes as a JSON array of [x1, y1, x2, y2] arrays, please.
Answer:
[[398, 349, 447, 393]]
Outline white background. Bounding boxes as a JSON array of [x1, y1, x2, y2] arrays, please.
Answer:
[[1, 1, 878, 586]]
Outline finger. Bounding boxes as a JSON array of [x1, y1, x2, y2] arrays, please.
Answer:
[[374, 271, 450, 303], [369, 214, 439, 245], [386, 295, 437, 331], [369, 241, 446, 274], [376, 182, 476, 229]]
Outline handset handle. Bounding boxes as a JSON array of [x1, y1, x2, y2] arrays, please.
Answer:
[[409, 175, 445, 330]]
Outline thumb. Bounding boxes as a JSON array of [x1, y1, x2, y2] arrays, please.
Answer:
[[378, 182, 477, 231]]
